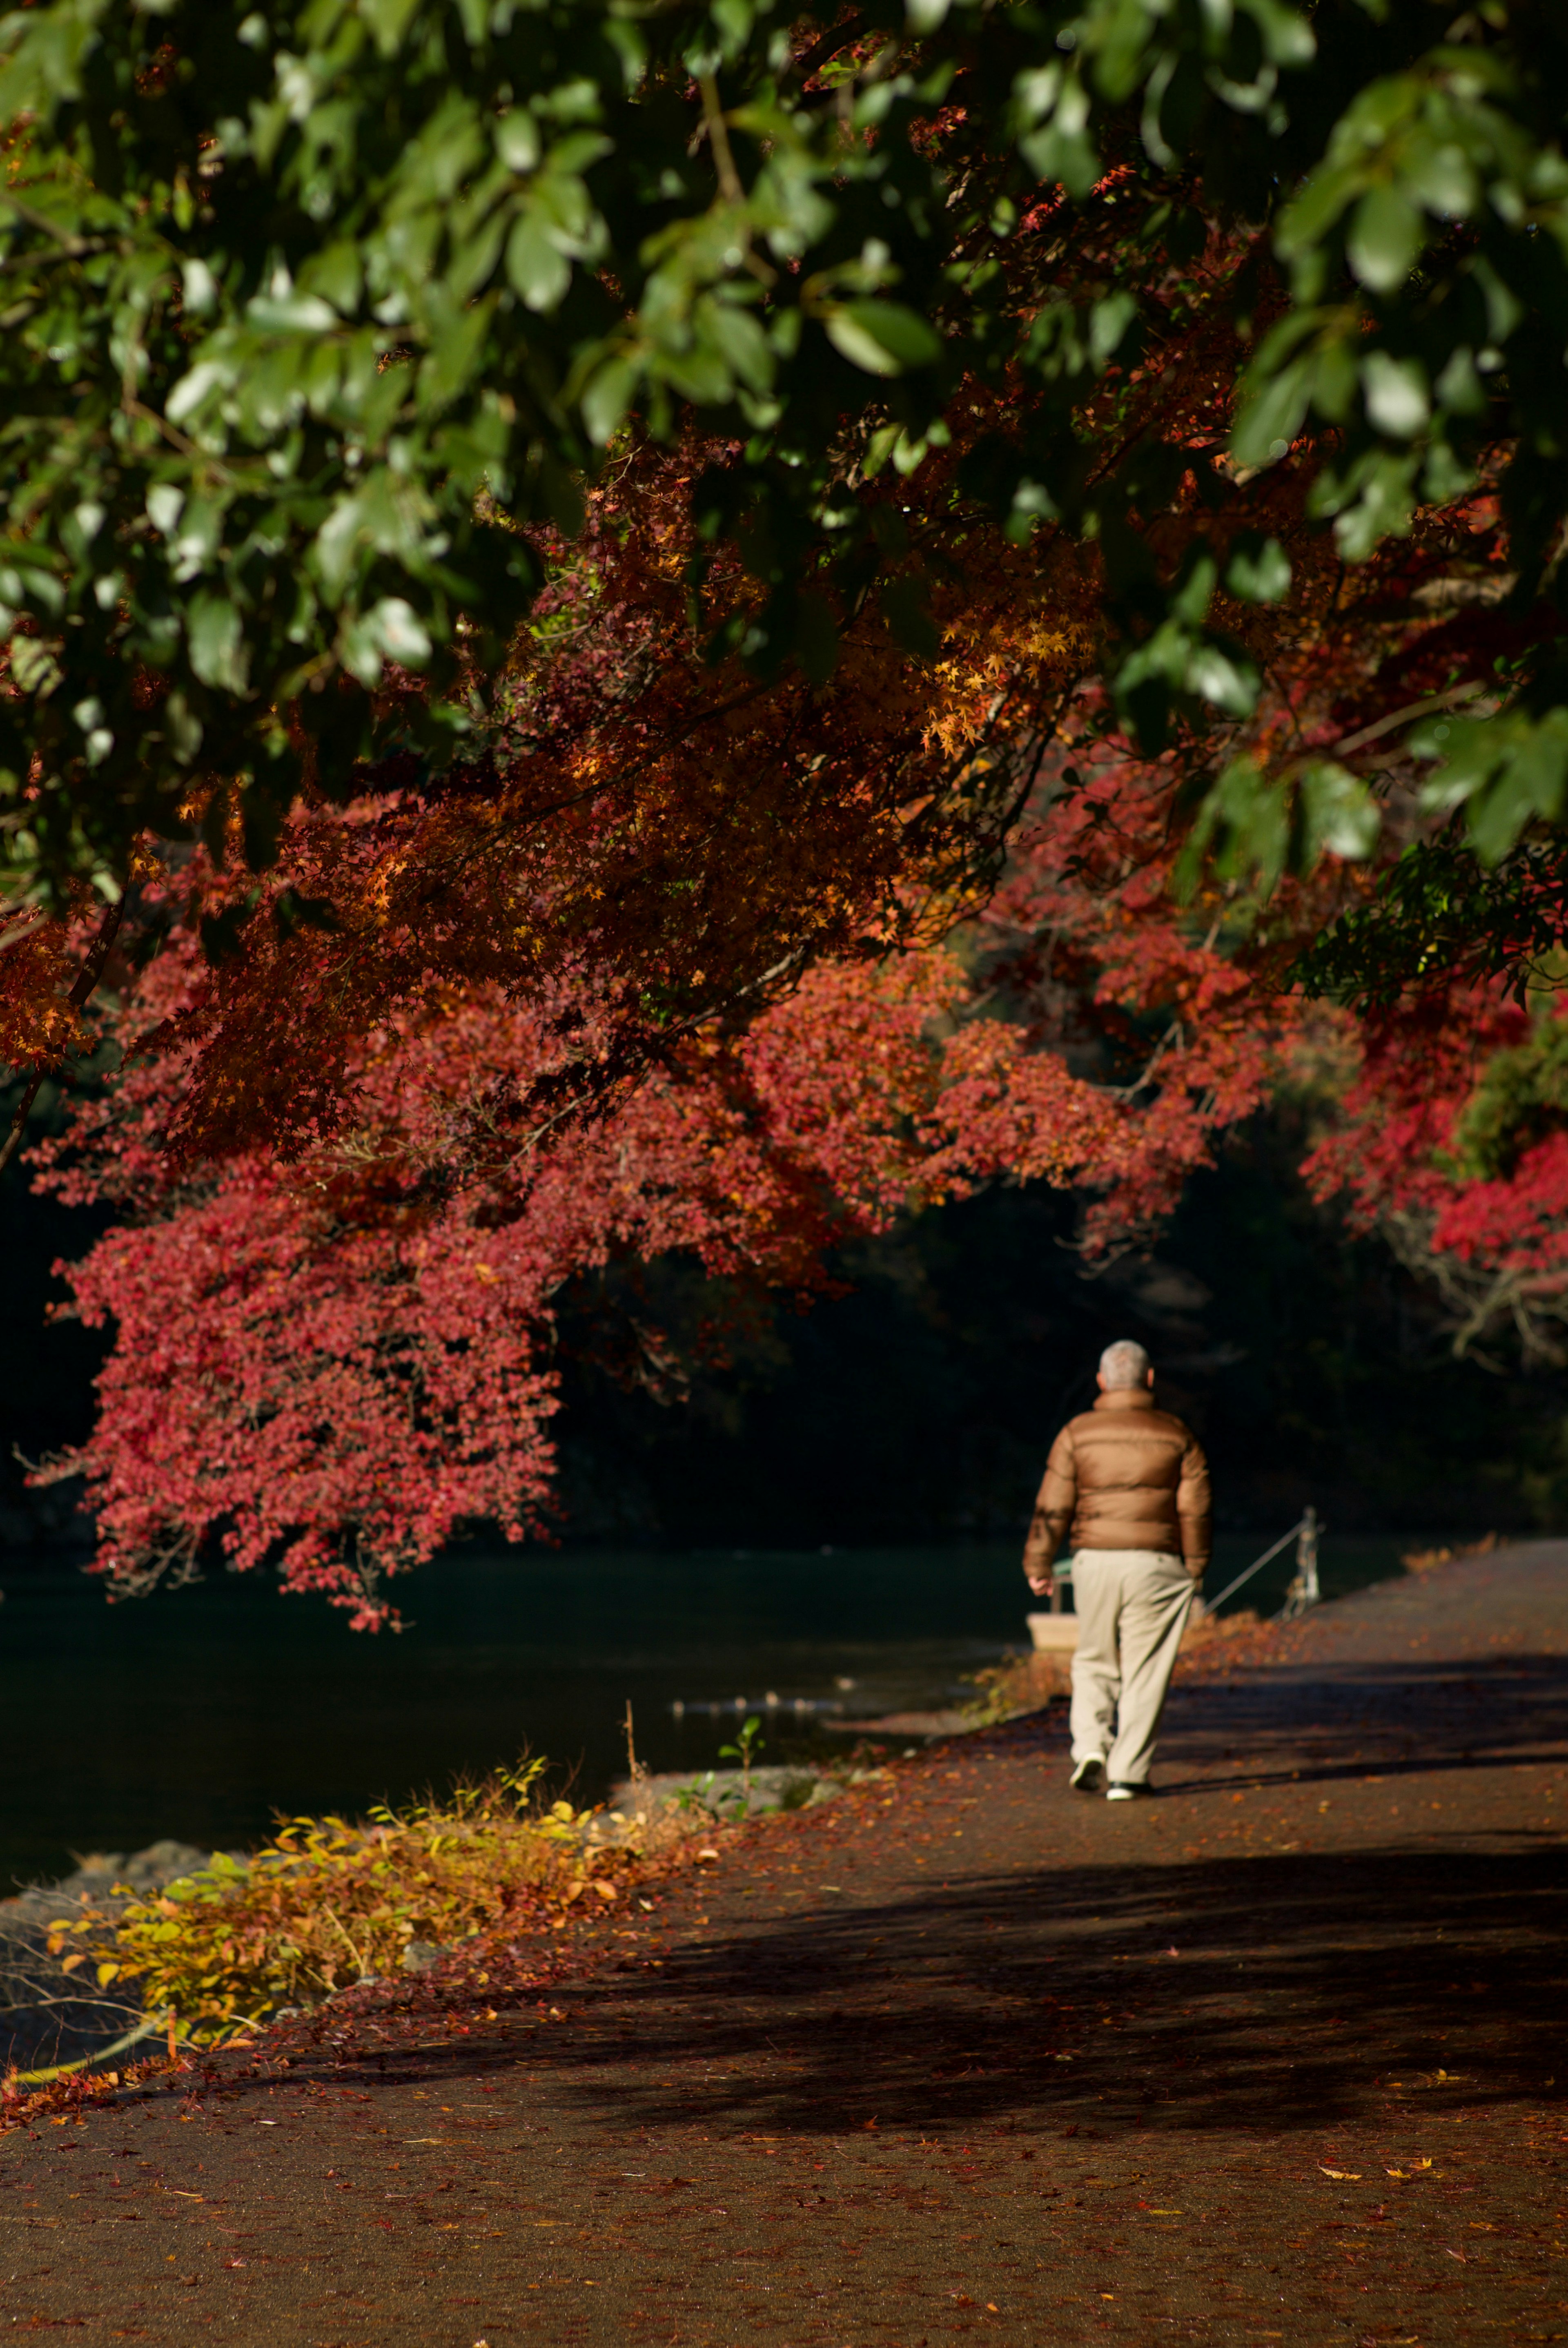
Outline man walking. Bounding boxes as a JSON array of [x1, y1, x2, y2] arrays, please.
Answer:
[[1023, 1339, 1211, 1800]]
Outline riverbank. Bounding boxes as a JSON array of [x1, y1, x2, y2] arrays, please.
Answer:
[[4, 1538, 1565, 2341], [0, 1757, 895, 2083], [0, 1533, 1417, 1889]]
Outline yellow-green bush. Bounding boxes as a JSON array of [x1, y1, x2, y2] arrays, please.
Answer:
[[47, 1764, 622, 2045]]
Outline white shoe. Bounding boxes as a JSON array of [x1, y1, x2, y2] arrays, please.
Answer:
[[1070, 1757, 1105, 1793], [1106, 1782, 1146, 1802]]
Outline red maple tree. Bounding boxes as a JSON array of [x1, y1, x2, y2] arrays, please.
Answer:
[[30, 756, 1310, 1623]]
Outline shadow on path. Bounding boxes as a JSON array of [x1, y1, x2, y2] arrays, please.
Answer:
[[1157, 1650, 1568, 1793], [416, 1842, 1567, 2145]]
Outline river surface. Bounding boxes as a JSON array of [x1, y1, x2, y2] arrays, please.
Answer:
[[2, 1530, 1414, 1890]]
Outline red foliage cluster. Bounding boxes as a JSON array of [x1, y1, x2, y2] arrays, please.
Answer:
[[32, 756, 1307, 1622], [1301, 987, 1568, 1364], [975, 749, 1316, 1251]]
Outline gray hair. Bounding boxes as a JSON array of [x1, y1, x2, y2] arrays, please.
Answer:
[[1099, 1338, 1152, 1390]]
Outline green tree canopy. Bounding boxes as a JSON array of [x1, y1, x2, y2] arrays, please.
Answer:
[[0, 0, 1565, 962]]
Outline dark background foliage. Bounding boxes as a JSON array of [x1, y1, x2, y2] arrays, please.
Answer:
[[7, 1104, 1562, 1560], [0, 1084, 108, 1550], [552, 1113, 1568, 1550]]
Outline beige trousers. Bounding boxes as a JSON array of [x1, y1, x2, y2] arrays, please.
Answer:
[[1069, 1548, 1196, 1786]]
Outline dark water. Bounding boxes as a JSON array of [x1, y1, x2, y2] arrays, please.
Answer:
[[0, 1530, 1413, 1890]]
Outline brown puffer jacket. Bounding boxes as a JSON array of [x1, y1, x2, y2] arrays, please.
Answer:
[[1022, 1388, 1211, 1579]]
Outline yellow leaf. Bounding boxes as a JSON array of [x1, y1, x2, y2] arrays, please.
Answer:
[[96, 1961, 120, 1987], [1319, 2167, 1361, 2180], [58, 1951, 86, 1974]]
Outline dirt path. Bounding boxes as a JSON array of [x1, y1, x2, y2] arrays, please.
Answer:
[[5, 1543, 1567, 2345]]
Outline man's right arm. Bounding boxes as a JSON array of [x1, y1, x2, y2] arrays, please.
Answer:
[[1023, 1425, 1077, 1590]]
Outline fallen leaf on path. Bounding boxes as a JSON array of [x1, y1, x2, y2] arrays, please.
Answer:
[[1319, 2167, 1361, 2180]]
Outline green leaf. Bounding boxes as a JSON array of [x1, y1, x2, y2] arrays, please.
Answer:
[[245, 291, 338, 335], [418, 293, 494, 414], [1175, 754, 1291, 899], [1361, 351, 1429, 438], [702, 299, 774, 395], [862, 422, 902, 479], [1417, 711, 1568, 866], [163, 691, 203, 766], [506, 216, 572, 313], [1276, 161, 1362, 262], [1346, 184, 1423, 293], [824, 302, 942, 377], [1185, 642, 1258, 718], [1232, 358, 1312, 470], [1225, 535, 1292, 603], [1018, 114, 1100, 202], [1089, 291, 1137, 366], [495, 111, 541, 174], [296, 241, 364, 316], [340, 597, 433, 687], [1327, 447, 1419, 563], [362, 0, 424, 58], [186, 594, 249, 695], [581, 355, 641, 446], [1300, 761, 1380, 862], [1243, 0, 1316, 68], [9, 635, 62, 697], [1401, 136, 1477, 220]]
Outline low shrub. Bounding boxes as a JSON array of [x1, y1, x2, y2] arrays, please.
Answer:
[[46, 1762, 628, 2045]]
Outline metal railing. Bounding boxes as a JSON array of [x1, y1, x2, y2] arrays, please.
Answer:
[[1201, 1505, 1321, 1621]]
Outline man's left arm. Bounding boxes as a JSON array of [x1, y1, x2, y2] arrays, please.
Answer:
[[1177, 1434, 1212, 1581]]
